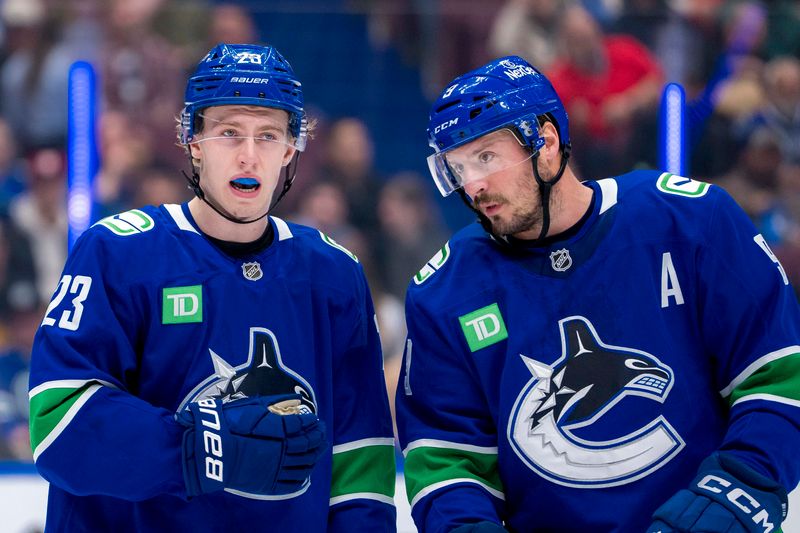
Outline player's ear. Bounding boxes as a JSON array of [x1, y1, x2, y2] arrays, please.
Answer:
[[542, 122, 559, 154], [281, 145, 297, 167], [189, 141, 202, 162], [539, 121, 561, 163]]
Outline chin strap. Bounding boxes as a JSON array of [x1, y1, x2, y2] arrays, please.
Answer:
[[459, 143, 571, 247], [182, 153, 300, 225]]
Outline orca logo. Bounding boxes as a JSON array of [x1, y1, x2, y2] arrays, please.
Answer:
[[507, 316, 684, 488], [179, 327, 317, 415]]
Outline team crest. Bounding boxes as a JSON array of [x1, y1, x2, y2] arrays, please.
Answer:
[[180, 327, 317, 412], [178, 327, 318, 499], [242, 261, 263, 281], [507, 316, 684, 488], [549, 248, 572, 272]]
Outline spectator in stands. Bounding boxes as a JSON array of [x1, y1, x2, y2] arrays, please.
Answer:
[[0, 0, 75, 152], [0, 216, 38, 461], [611, 0, 716, 89], [319, 117, 384, 242], [715, 127, 786, 242], [101, 0, 186, 170], [547, 4, 663, 178], [0, 118, 27, 214], [208, 3, 258, 46], [737, 56, 800, 165], [8, 148, 67, 305], [131, 165, 191, 208], [489, 0, 570, 72], [374, 172, 449, 300], [290, 180, 365, 255], [93, 111, 155, 218]]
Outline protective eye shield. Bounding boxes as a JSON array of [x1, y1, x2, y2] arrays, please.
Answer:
[[427, 129, 536, 196], [188, 111, 304, 153], [189, 135, 298, 155], [185, 110, 307, 152]]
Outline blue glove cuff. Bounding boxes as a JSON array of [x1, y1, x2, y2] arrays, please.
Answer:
[[182, 398, 227, 497], [685, 452, 787, 532]]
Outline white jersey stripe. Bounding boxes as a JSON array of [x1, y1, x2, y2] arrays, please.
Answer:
[[403, 438, 498, 457]]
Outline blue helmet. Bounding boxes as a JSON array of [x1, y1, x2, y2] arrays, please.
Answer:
[[180, 43, 307, 150], [426, 56, 569, 196]]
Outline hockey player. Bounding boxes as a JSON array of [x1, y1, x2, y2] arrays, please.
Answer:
[[395, 55, 800, 532], [28, 43, 396, 531]]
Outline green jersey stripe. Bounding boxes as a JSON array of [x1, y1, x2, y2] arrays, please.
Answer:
[[725, 352, 800, 406], [404, 445, 502, 505], [30, 383, 102, 461], [330, 443, 396, 499], [720, 346, 800, 397]]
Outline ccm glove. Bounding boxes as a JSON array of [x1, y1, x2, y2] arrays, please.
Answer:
[[178, 395, 327, 498], [648, 452, 787, 533], [451, 522, 509, 533]]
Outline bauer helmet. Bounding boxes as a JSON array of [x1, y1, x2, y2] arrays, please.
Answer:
[[180, 43, 307, 150]]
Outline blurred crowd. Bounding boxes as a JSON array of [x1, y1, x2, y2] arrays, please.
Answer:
[[0, 0, 798, 462]]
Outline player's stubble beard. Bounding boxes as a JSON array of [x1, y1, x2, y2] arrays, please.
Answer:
[[475, 161, 553, 238]]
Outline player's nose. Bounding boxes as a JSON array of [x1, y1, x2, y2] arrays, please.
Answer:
[[463, 176, 487, 199], [237, 137, 259, 168]]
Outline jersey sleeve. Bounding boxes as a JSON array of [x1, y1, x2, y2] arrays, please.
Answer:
[[395, 287, 506, 533], [28, 232, 186, 500], [697, 188, 800, 490], [327, 265, 397, 532]]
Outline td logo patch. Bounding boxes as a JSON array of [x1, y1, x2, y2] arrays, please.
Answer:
[[163, 285, 203, 324], [459, 303, 508, 352]]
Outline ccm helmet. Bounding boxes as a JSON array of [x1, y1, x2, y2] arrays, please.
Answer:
[[180, 43, 307, 150], [426, 56, 569, 197]]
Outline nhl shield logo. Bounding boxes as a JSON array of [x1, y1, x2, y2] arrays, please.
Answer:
[[242, 261, 263, 281], [550, 248, 572, 272]]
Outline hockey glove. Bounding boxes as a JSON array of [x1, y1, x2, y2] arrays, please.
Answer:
[[450, 522, 509, 533], [647, 452, 787, 533], [178, 395, 327, 498]]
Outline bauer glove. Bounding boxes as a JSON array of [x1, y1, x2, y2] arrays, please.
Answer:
[[178, 394, 327, 498], [647, 452, 787, 533]]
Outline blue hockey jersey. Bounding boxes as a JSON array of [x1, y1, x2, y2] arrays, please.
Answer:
[[396, 170, 800, 532], [28, 204, 396, 532]]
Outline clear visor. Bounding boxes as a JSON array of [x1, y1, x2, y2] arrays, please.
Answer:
[[427, 128, 535, 197], [189, 111, 306, 152]]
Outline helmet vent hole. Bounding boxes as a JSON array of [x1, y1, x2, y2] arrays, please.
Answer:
[[234, 91, 241, 96], [434, 100, 461, 113], [469, 108, 483, 119]]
